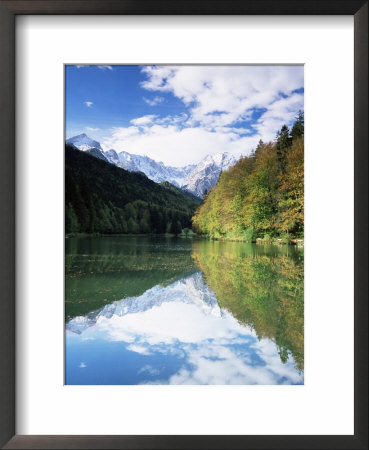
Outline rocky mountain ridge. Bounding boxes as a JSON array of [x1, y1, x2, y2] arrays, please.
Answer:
[[66, 133, 237, 197]]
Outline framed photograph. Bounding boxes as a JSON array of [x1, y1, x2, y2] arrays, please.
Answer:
[[0, 1, 367, 449], [64, 63, 305, 387]]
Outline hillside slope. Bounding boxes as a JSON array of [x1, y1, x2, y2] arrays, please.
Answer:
[[65, 144, 201, 234], [192, 114, 304, 241]]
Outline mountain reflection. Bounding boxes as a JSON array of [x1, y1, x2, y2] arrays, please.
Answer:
[[66, 271, 303, 385], [65, 236, 196, 320]]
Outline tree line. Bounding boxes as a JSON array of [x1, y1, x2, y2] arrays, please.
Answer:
[[192, 111, 304, 241], [65, 144, 201, 235]]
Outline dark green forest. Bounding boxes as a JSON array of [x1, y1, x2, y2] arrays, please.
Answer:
[[65, 144, 201, 234], [192, 112, 304, 241]]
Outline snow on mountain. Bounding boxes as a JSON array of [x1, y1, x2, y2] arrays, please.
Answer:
[[86, 147, 109, 162], [66, 133, 238, 198], [115, 149, 236, 197], [66, 133, 103, 151], [104, 149, 120, 165], [117, 151, 195, 187], [182, 152, 236, 198]]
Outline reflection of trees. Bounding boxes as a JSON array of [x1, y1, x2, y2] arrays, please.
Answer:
[[192, 240, 304, 371], [66, 236, 195, 320], [66, 235, 194, 275]]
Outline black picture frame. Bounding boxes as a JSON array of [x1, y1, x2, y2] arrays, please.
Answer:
[[0, 1, 367, 449]]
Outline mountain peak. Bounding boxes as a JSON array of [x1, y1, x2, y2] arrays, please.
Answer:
[[66, 133, 102, 152], [85, 147, 108, 162], [65, 134, 237, 198], [182, 152, 237, 198]]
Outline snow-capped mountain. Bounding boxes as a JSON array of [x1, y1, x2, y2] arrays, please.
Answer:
[[182, 152, 236, 198], [86, 147, 109, 162], [104, 149, 120, 166], [117, 151, 195, 187], [66, 133, 103, 151], [66, 133, 238, 198]]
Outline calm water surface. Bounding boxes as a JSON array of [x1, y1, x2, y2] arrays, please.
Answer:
[[65, 236, 304, 385]]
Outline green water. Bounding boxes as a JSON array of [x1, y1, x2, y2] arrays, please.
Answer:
[[65, 236, 196, 320], [65, 235, 304, 384]]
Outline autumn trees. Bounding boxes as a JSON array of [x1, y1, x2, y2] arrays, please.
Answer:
[[192, 111, 304, 241], [277, 137, 304, 233]]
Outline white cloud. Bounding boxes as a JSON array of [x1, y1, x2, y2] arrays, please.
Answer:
[[74, 65, 113, 70], [78, 362, 87, 368], [127, 344, 151, 355], [99, 66, 303, 166], [130, 115, 157, 126], [86, 127, 100, 131], [138, 365, 160, 376], [90, 274, 248, 346], [255, 92, 304, 140], [166, 339, 302, 385], [145, 66, 302, 139], [102, 122, 260, 166], [84, 101, 93, 108], [143, 96, 164, 106], [98, 302, 239, 346], [141, 66, 303, 130]]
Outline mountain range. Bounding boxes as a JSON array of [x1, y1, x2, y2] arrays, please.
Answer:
[[66, 133, 237, 198], [65, 143, 201, 235], [66, 272, 222, 334]]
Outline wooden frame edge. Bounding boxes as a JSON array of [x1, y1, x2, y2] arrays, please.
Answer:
[[0, 1, 367, 449]]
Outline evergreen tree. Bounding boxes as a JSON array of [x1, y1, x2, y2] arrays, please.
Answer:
[[159, 211, 168, 234], [120, 218, 128, 234], [86, 194, 97, 233], [290, 110, 304, 140], [276, 125, 292, 172], [124, 203, 136, 220], [127, 217, 139, 234], [73, 185, 90, 232], [139, 217, 150, 233], [150, 207, 161, 233], [170, 220, 182, 236], [65, 203, 79, 233], [254, 139, 265, 158]]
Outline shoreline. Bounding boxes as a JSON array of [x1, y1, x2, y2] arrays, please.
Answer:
[[197, 236, 304, 246], [65, 232, 304, 246]]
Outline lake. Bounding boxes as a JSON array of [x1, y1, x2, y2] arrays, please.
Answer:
[[65, 235, 304, 385]]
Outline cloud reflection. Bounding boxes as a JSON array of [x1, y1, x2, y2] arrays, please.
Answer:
[[67, 273, 303, 385]]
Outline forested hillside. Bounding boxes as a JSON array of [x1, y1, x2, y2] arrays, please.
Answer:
[[65, 144, 201, 234], [192, 112, 304, 241]]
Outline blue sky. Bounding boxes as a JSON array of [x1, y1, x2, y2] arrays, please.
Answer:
[[66, 65, 304, 166]]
